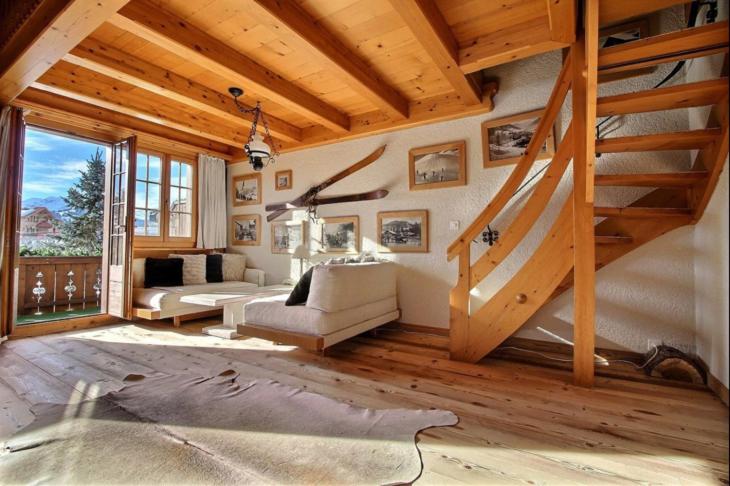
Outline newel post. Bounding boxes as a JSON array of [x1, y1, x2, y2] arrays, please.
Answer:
[[571, 0, 599, 387], [449, 245, 470, 361]]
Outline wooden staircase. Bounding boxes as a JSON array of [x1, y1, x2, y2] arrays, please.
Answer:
[[447, 2, 729, 387]]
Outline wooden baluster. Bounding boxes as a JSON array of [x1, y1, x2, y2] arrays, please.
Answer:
[[449, 245, 470, 360], [571, 0, 599, 387]]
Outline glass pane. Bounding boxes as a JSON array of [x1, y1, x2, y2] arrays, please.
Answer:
[[134, 209, 146, 235], [176, 213, 192, 238], [170, 161, 180, 186], [113, 173, 121, 203], [168, 212, 179, 237], [148, 156, 162, 183], [120, 145, 128, 173], [114, 146, 121, 173], [136, 153, 147, 180], [135, 181, 147, 208], [178, 188, 191, 213], [147, 183, 160, 210], [119, 175, 126, 202], [169, 186, 181, 211], [112, 204, 120, 231], [146, 210, 160, 236], [180, 163, 192, 188]]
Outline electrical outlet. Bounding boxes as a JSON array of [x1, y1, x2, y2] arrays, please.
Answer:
[[449, 220, 460, 231]]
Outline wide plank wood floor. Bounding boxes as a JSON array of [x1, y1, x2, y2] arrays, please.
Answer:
[[1, 321, 727, 484]]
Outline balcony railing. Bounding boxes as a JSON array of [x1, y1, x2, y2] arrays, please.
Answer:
[[16, 256, 102, 324]]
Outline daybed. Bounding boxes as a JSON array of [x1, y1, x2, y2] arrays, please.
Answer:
[[131, 256, 266, 326], [237, 261, 400, 351]]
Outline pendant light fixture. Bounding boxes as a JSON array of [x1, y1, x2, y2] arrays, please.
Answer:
[[229, 87, 279, 171]]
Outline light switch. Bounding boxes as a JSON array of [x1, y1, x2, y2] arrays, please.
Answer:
[[449, 220, 460, 231]]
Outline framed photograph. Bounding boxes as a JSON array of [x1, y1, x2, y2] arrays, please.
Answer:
[[321, 216, 359, 253], [377, 210, 428, 253], [232, 173, 261, 206], [481, 109, 556, 168], [231, 214, 261, 246], [271, 220, 305, 254], [275, 170, 293, 191], [409, 140, 466, 191]]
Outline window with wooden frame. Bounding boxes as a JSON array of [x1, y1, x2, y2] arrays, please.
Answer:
[[134, 150, 197, 247]]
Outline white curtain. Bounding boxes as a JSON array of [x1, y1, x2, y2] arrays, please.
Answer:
[[196, 153, 227, 249]]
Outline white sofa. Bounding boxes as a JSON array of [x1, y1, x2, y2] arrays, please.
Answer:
[[132, 257, 266, 325], [237, 262, 399, 351]]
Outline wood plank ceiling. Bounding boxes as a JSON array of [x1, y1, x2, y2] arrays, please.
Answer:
[[5, 0, 577, 159]]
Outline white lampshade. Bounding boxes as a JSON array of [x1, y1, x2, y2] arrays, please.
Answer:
[[292, 244, 310, 260], [248, 132, 271, 156]]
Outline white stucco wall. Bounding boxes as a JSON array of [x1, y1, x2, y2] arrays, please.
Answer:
[[227, 6, 717, 355], [687, 1, 729, 387]]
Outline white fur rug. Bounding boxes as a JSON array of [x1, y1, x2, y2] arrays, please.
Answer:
[[1, 372, 457, 485]]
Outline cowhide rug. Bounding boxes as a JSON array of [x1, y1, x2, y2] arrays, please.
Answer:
[[0, 372, 457, 485]]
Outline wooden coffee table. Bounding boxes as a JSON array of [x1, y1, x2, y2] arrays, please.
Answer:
[[180, 284, 293, 339]]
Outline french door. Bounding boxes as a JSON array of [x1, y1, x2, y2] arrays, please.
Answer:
[[104, 136, 136, 318]]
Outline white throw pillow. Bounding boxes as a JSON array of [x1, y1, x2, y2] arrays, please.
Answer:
[[221, 253, 247, 282], [307, 262, 396, 312], [169, 253, 207, 285]]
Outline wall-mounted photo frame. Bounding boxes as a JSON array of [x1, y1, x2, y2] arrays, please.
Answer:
[[232, 173, 261, 206], [321, 216, 359, 253], [481, 109, 556, 168], [231, 214, 261, 246], [377, 210, 429, 253], [408, 140, 466, 191], [274, 170, 293, 191], [271, 220, 305, 254]]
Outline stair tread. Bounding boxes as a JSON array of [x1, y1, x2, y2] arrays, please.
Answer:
[[594, 206, 693, 218], [596, 129, 720, 153], [597, 78, 728, 116], [595, 235, 634, 244], [595, 171, 708, 187], [598, 21, 729, 74]]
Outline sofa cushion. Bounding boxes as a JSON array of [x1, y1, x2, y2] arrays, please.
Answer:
[[285, 267, 313, 306], [144, 258, 184, 288], [221, 253, 246, 281], [133, 281, 258, 317], [170, 254, 207, 285], [244, 294, 398, 336], [306, 262, 396, 313], [206, 254, 223, 283]]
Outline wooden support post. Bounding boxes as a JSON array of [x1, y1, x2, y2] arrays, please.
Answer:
[[449, 246, 470, 360], [571, 0, 598, 387]]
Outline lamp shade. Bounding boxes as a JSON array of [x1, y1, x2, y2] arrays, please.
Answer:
[[292, 244, 310, 260], [247, 132, 271, 157]]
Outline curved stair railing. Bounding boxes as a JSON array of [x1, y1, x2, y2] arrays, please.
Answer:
[[448, 50, 575, 362], [448, 6, 730, 387]]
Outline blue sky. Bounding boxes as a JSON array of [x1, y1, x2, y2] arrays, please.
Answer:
[[22, 128, 108, 202]]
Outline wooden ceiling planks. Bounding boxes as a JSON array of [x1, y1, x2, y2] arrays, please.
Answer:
[[9, 0, 597, 158], [109, 0, 352, 132]]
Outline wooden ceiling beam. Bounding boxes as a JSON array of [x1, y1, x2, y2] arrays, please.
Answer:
[[545, 0, 576, 44], [599, 0, 692, 26], [16, 87, 235, 159], [0, 0, 131, 104], [63, 38, 302, 143], [250, 0, 409, 120], [34, 62, 256, 148], [459, 17, 567, 74], [251, 82, 499, 160], [109, 0, 350, 133], [388, 0, 482, 106]]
